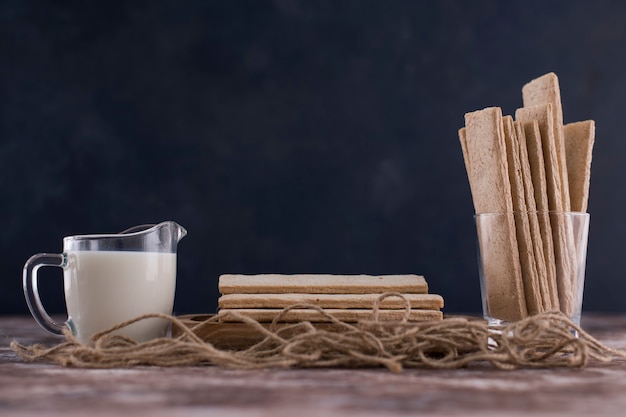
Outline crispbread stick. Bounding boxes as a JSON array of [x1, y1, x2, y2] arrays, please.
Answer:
[[522, 120, 559, 310], [522, 121, 551, 213], [514, 121, 551, 311], [503, 116, 542, 314], [218, 293, 444, 310], [459, 127, 470, 173], [218, 274, 428, 295], [458, 127, 481, 212], [516, 104, 564, 213], [464, 108, 515, 213], [522, 72, 571, 211], [564, 120, 595, 213], [217, 308, 443, 323], [516, 104, 574, 315], [463, 107, 526, 321]]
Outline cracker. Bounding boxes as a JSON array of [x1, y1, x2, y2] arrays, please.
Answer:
[[522, 120, 559, 310], [217, 308, 443, 323], [218, 274, 428, 295], [464, 108, 515, 213], [563, 120, 595, 213], [459, 127, 470, 173], [458, 127, 481, 212], [522, 121, 550, 212], [516, 104, 564, 213], [464, 107, 526, 321], [516, 104, 574, 314], [218, 293, 444, 310], [522, 72, 571, 211], [503, 116, 542, 314], [514, 121, 551, 311]]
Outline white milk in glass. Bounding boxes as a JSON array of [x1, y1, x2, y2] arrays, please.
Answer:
[[64, 250, 176, 344]]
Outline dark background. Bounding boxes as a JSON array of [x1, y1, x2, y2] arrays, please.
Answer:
[[2, 0, 626, 316]]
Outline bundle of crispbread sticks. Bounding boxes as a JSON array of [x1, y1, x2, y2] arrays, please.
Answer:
[[216, 274, 444, 322], [459, 72, 595, 322]]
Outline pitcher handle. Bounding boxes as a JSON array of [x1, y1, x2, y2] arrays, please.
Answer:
[[23, 253, 66, 335]]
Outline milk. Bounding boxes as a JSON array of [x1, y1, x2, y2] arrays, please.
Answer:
[[63, 250, 177, 344]]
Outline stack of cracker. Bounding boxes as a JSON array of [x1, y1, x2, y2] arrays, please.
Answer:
[[216, 274, 444, 323], [459, 72, 595, 321]]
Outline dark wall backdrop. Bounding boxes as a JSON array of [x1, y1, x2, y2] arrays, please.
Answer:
[[2, 0, 626, 316]]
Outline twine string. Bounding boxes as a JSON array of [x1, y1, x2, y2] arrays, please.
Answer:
[[11, 294, 626, 371]]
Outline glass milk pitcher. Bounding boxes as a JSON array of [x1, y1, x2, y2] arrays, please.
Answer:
[[23, 221, 187, 344]]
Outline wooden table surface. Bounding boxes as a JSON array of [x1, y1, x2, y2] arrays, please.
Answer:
[[3, 314, 626, 417]]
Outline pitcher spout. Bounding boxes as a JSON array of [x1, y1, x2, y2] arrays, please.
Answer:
[[170, 221, 187, 243], [116, 221, 187, 253], [153, 221, 187, 252]]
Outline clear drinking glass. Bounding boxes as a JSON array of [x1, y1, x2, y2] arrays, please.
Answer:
[[475, 212, 589, 326]]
